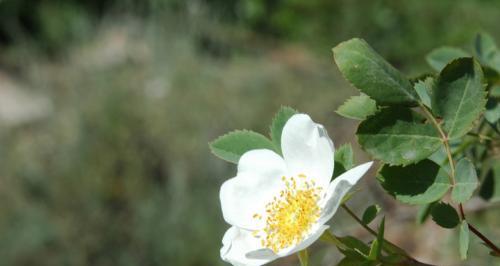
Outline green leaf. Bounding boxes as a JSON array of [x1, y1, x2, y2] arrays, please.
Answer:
[[334, 143, 354, 177], [426, 46, 469, 72], [337, 236, 370, 259], [357, 107, 442, 166], [485, 98, 500, 124], [416, 202, 436, 224], [336, 94, 378, 120], [337, 257, 374, 266], [340, 189, 359, 205], [432, 58, 486, 139], [269, 106, 298, 154], [367, 239, 379, 261], [474, 32, 500, 73], [362, 205, 381, 225], [298, 249, 309, 266], [451, 158, 479, 203], [333, 38, 418, 105], [414, 77, 434, 108], [209, 130, 276, 163], [459, 220, 470, 260], [479, 160, 500, 202], [431, 202, 460, 229], [378, 160, 451, 205]]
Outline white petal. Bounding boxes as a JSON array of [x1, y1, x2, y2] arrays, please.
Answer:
[[281, 114, 335, 189], [221, 227, 278, 266], [318, 162, 373, 224], [220, 149, 287, 230], [277, 225, 330, 257]]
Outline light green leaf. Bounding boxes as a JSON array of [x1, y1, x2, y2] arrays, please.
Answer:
[[426, 46, 469, 72], [491, 85, 500, 98], [357, 107, 442, 166], [459, 220, 470, 260], [361, 205, 381, 225], [334, 143, 354, 177], [333, 38, 418, 105], [485, 98, 500, 124], [378, 160, 451, 205], [209, 130, 276, 163], [431, 202, 460, 229], [451, 158, 479, 203], [270, 106, 298, 154], [432, 58, 486, 139], [367, 239, 379, 261], [416, 202, 436, 224], [474, 32, 500, 72], [336, 94, 378, 120], [414, 77, 434, 108], [340, 189, 359, 205], [298, 249, 309, 266]]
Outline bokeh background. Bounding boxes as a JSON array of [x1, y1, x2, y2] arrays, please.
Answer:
[[0, 0, 499, 265]]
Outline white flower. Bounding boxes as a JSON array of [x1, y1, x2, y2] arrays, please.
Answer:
[[219, 114, 373, 266]]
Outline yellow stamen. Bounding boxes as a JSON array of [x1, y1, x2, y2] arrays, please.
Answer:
[[254, 174, 321, 253]]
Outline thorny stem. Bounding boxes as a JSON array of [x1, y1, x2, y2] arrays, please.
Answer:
[[419, 103, 500, 255], [340, 204, 436, 266]]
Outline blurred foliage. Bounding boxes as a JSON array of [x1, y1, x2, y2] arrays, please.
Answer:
[[0, 0, 499, 265]]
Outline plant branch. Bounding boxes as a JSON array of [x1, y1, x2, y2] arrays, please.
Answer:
[[418, 103, 500, 254], [468, 223, 500, 255], [341, 204, 436, 266]]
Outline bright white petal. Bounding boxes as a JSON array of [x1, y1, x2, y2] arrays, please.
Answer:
[[221, 227, 278, 266], [220, 149, 287, 230], [281, 114, 335, 189], [277, 224, 330, 257], [318, 162, 373, 224]]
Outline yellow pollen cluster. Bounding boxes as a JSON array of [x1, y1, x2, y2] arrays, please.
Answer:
[[252, 174, 322, 253]]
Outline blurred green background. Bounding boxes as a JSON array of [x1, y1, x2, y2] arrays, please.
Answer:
[[0, 0, 499, 265]]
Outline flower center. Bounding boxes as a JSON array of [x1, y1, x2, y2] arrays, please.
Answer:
[[252, 174, 322, 253]]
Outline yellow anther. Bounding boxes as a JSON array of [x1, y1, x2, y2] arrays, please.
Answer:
[[254, 174, 321, 252]]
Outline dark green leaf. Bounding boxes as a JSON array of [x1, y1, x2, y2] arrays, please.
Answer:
[[431, 202, 460, 229], [426, 46, 469, 72], [432, 58, 486, 139], [357, 107, 442, 166], [337, 236, 370, 259], [459, 220, 470, 260], [378, 160, 451, 205], [336, 94, 378, 120], [479, 161, 500, 202], [451, 158, 479, 203], [362, 205, 381, 225], [209, 130, 276, 163], [269, 106, 298, 154], [334, 143, 354, 177], [333, 38, 418, 105]]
